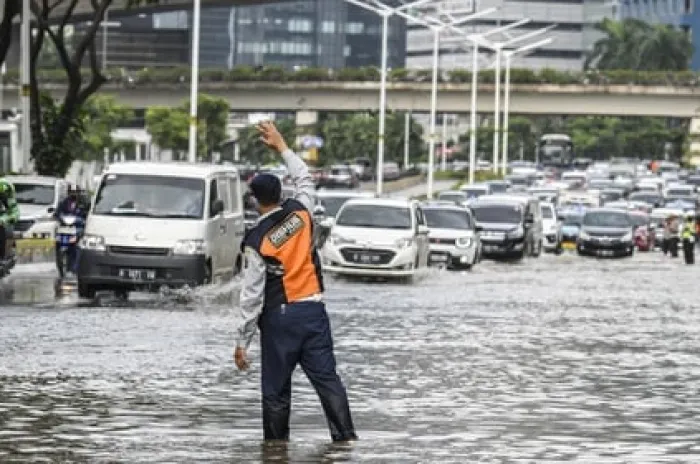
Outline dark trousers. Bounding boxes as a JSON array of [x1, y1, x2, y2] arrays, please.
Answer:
[[0, 224, 13, 260], [683, 238, 695, 264], [259, 301, 357, 442]]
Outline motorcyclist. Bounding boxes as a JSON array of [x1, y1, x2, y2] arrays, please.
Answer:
[[681, 212, 695, 264], [0, 178, 19, 266], [54, 185, 88, 277]]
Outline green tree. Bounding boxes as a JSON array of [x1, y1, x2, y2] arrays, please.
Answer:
[[26, 0, 160, 175], [145, 106, 190, 159], [178, 94, 229, 160], [384, 112, 424, 165], [507, 116, 537, 161], [79, 95, 133, 161], [585, 18, 692, 70], [238, 118, 296, 166]]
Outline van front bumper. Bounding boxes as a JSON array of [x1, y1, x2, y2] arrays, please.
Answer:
[[77, 249, 207, 290]]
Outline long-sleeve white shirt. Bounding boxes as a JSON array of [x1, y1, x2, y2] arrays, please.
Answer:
[[235, 149, 317, 349]]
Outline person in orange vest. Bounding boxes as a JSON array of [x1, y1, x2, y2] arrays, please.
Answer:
[[234, 121, 357, 443]]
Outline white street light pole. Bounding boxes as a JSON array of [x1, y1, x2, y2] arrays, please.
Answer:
[[419, 8, 498, 198], [403, 111, 410, 170], [188, 0, 201, 163], [344, 0, 434, 195], [501, 37, 553, 175], [440, 19, 531, 184], [20, 0, 31, 171], [441, 114, 447, 171], [0, 62, 6, 116]]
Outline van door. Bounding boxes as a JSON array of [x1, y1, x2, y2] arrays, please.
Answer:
[[206, 177, 225, 277], [226, 173, 245, 273], [215, 175, 233, 274]]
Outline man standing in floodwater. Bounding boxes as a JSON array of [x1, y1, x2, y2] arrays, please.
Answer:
[[233, 121, 357, 443]]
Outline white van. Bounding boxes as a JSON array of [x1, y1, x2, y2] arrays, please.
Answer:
[[77, 162, 244, 299], [4, 175, 70, 238]]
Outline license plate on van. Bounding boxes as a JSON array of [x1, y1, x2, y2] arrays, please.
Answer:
[[119, 268, 156, 281]]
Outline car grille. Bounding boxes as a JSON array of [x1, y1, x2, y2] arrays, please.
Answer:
[[429, 238, 456, 245], [15, 220, 35, 232], [588, 231, 625, 238], [340, 247, 395, 265], [109, 246, 171, 256]]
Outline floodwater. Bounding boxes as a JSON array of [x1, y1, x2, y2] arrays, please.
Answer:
[[1, 253, 700, 463]]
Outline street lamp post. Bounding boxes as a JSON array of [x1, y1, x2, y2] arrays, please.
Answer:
[[501, 37, 553, 175], [403, 111, 410, 170], [188, 0, 201, 163], [20, 0, 30, 171], [419, 8, 498, 198], [344, 0, 434, 195], [442, 18, 531, 184], [483, 24, 556, 173]]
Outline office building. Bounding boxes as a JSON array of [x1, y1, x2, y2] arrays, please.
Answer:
[[406, 0, 615, 71], [618, 0, 700, 70], [196, 0, 406, 69]]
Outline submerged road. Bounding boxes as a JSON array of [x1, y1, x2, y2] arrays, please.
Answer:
[[1, 252, 699, 462]]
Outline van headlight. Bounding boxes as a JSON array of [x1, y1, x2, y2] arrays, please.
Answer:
[[456, 237, 472, 248], [80, 234, 105, 251], [621, 232, 633, 242], [395, 238, 413, 248], [329, 234, 355, 246], [507, 227, 524, 239], [173, 239, 207, 255], [578, 230, 590, 240]]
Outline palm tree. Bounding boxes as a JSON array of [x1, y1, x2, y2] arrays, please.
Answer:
[[585, 18, 692, 71]]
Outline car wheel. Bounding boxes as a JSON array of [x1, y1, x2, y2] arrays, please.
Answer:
[[77, 281, 96, 299]]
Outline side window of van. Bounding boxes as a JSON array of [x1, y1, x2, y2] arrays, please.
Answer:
[[228, 175, 240, 214], [217, 176, 232, 212], [209, 179, 219, 217]]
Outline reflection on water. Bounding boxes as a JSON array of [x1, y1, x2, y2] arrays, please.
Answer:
[[2, 254, 700, 462]]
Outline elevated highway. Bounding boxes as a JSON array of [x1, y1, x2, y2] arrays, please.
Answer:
[[3, 81, 700, 117]]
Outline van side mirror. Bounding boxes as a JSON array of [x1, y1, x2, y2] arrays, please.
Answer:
[[211, 199, 224, 217], [475, 224, 483, 232], [313, 204, 326, 217]]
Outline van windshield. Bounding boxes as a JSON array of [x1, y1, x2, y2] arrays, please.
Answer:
[[94, 174, 205, 219], [13, 183, 55, 205]]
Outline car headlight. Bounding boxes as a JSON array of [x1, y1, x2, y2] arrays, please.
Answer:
[[456, 237, 472, 248], [395, 238, 414, 248], [578, 230, 590, 240], [330, 234, 355, 245], [621, 232, 633, 242], [80, 234, 105, 251], [507, 227, 524, 239], [173, 239, 207, 255]]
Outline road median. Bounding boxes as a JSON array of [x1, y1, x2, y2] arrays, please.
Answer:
[[362, 175, 425, 194]]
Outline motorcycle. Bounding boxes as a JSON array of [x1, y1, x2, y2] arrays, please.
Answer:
[[55, 214, 85, 279]]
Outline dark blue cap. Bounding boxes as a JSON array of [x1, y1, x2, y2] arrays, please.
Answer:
[[249, 173, 282, 206]]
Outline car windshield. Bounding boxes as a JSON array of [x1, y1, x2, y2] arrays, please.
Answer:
[[462, 188, 487, 198], [320, 196, 355, 217], [335, 204, 411, 229], [629, 214, 649, 228], [686, 177, 700, 186], [12, 183, 55, 205], [423, 209, 472, 230], [508, 177, 529, 186], [439, 193, 466, 203], [540, 205, 554, 219], [472, 204, 523, 224], [629, 193, 661, 204], [583, 211, 630, 228], [561, 214, 583, 226], [488, 183, 509, 193], [94, 174, 205, 219], [667, 189, 694, 196]]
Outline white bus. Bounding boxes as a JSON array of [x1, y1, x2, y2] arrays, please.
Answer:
[[538, 134, 573, 166]]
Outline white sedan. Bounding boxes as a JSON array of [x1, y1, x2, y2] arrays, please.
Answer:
[[321, 198, 430, 278]]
